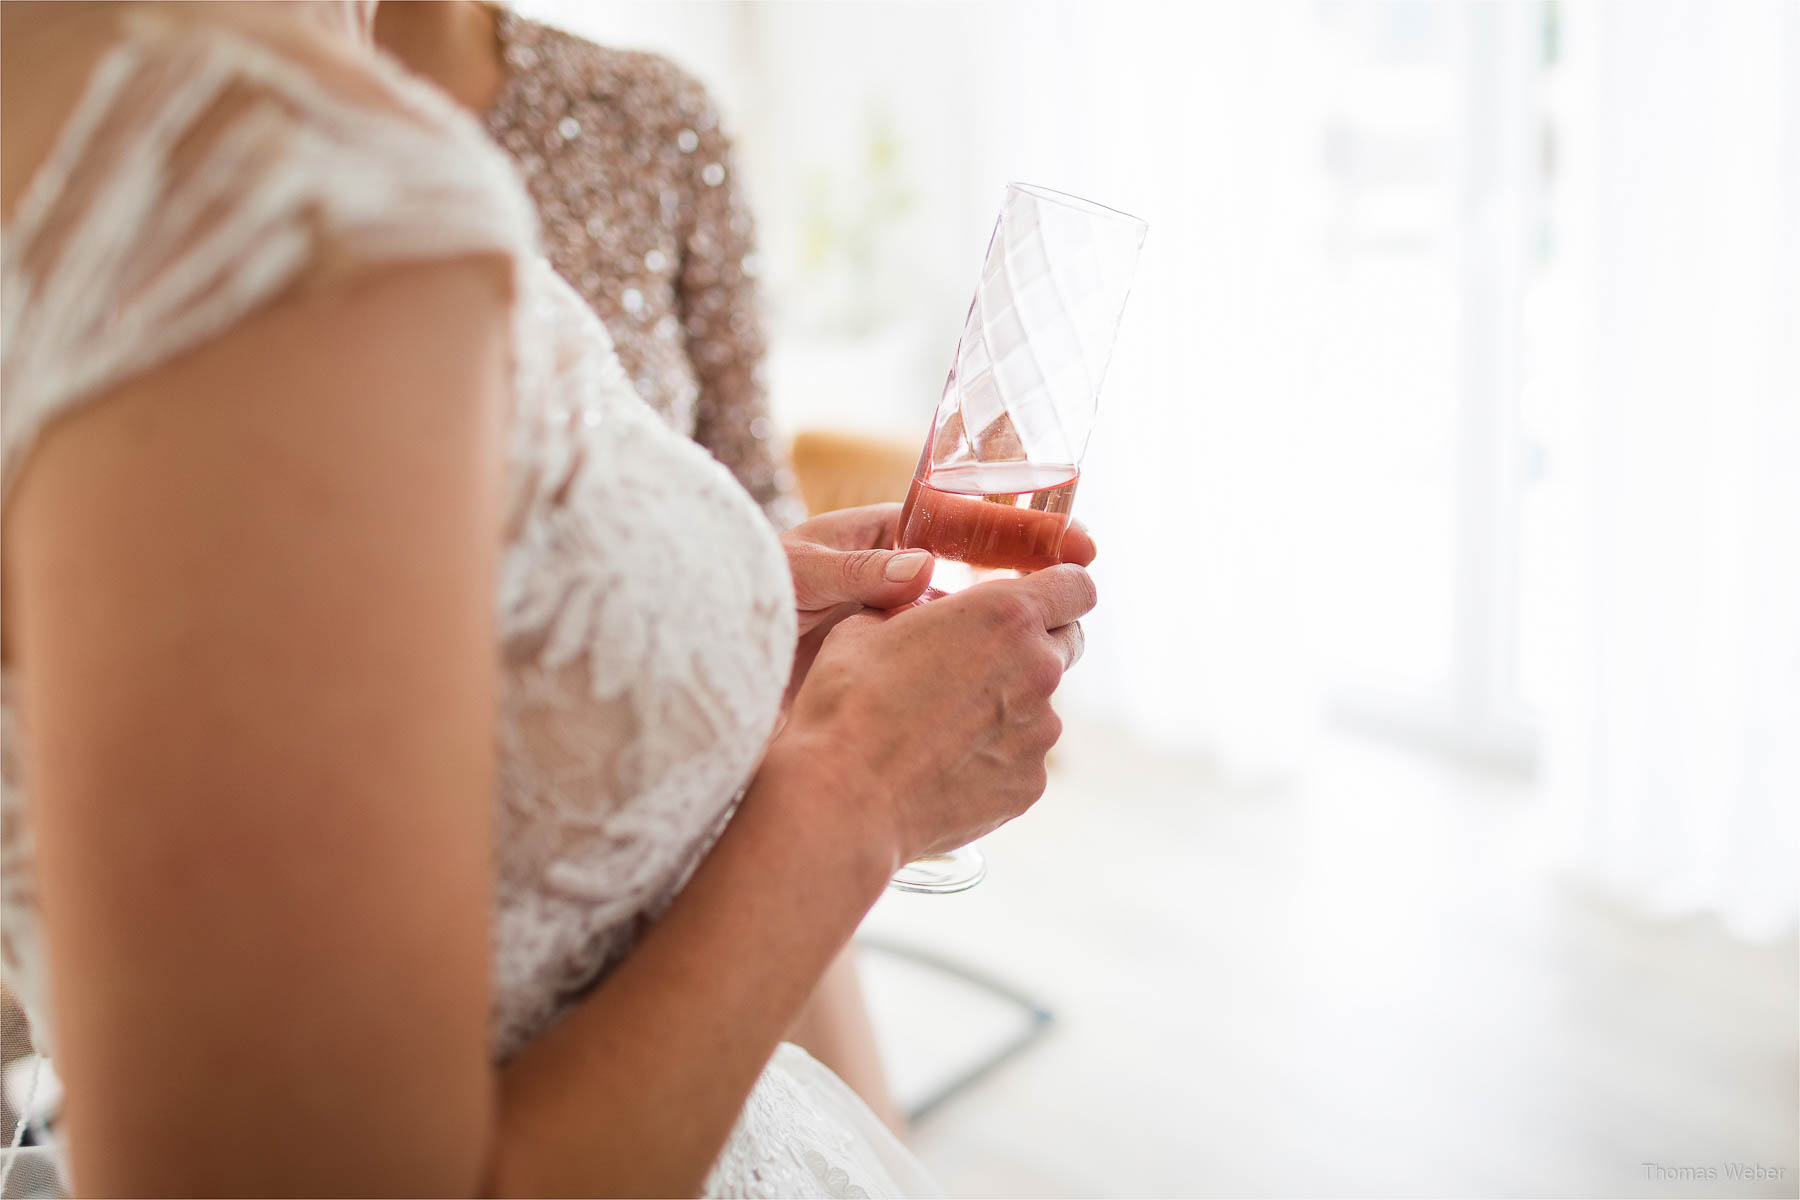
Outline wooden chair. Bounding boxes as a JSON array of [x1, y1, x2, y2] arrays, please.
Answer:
[[787, 430, 919, 516]]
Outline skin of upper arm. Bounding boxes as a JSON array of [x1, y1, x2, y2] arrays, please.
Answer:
[[4, 257, 511, 1197]]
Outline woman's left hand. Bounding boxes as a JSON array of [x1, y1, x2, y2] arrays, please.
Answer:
[[782, 504, 932, 638], [779, 504, 925, 704]]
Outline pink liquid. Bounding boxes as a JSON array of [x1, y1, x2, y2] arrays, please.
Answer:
[[896, 462, 1080, 593]]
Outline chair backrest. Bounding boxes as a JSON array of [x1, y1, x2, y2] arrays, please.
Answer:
[[788, 430, 919, 516]]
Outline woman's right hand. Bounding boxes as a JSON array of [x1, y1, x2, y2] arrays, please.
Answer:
[[772, 563, 1098, 868]]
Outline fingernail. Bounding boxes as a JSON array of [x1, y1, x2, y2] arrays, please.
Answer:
[[884, 550, 931, 581]]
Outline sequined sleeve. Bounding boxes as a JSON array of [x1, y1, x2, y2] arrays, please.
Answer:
[[666, 77, 806, 530], [485, 19, 804, 529]]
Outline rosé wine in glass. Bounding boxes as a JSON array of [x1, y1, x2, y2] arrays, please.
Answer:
[[896, 461, 1080, 595]]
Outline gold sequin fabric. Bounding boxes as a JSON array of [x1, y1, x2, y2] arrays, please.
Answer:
[[486, 10, 804, 528]]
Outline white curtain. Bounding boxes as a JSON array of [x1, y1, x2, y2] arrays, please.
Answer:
[[1541, 0, 1800, 940], [951, 1, 1335, 782]]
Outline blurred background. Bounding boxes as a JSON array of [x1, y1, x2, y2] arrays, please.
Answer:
[[8, 1, 1789, 1197], [506, 0, 1795, 1196]]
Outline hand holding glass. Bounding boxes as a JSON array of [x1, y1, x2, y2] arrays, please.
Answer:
[[888, 183, 1146, 894]]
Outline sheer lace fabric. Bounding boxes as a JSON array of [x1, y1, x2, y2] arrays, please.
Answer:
[[0, 12, 928, 1197]]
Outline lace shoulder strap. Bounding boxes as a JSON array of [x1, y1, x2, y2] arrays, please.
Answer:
[[0, 12, 537, 496]]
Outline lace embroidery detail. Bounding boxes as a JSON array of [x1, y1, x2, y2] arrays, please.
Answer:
[[707, 1046, 882, 1198], [485, 255, 794, 1057], [806, 1150, 874, 1199]]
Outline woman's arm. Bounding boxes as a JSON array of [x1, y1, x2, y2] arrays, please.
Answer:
[[11, 260, 1094, 1198], [8, 258, 511, 1196]]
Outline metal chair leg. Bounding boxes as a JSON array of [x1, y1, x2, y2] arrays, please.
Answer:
[[856, 935, 1057, 1125]]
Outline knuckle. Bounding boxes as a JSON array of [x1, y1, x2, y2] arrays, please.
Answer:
[[1064, 620, 1087, 666], [1026, 649, 1064, 696], [985, 591, 1038, 634], [1068, 565, 1099, 613], [787, 543, 827, 596], [840, 548, 884, 584]]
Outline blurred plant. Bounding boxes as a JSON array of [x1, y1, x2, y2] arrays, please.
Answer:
[[793, 103, 917, 336]]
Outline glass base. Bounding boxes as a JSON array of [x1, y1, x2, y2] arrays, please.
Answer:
[[888, 844, 987, 894]]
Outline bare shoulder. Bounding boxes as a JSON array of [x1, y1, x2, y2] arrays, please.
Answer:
[[10, 251, 512, 532], [0, 2, 517, 665], [0, 249, 511, 645]]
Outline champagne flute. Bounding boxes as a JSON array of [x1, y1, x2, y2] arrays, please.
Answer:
[[888, 182, 1146, 894]]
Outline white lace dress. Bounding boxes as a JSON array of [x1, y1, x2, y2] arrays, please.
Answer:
[[0, 11, 934, 1198]]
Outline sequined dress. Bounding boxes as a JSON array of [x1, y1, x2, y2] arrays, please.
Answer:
[[0, 7, 931, 1197], [485, 10, 804, 529]]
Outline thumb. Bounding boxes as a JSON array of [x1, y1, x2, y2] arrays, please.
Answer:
[[789, 541, 935, 612]]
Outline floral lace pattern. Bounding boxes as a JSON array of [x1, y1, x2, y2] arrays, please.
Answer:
[[487, 254, 794, 1057], [705, 1044, 937, 1198], [0, 13, 931, 1198]]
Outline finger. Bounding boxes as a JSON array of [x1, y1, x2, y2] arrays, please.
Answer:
[[787, 539, 934, 613], [1008, 563, 1099, 629], [1060, 520, 1097, 567], [794, 503, 905, 552], [1047, 619, 1086, 670]]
